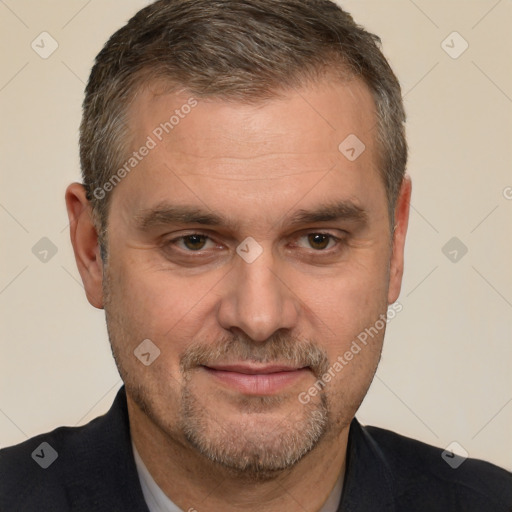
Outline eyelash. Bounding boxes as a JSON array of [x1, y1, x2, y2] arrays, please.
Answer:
[[294, 233, 340, 251], [164, 232, 344, 253], [172, 234, 218, 252]]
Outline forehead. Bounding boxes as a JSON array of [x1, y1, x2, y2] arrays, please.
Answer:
[[129, 77, 376, 156], [114, 77, 384, 224]]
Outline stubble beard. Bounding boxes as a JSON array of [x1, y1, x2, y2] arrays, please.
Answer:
[[179, 376, 329, 481], [103, 267, 334, 481]]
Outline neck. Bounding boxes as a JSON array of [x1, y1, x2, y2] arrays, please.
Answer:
[[127, 396, 349, 512]]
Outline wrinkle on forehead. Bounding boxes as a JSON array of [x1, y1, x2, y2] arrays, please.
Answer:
[[111, 77, 384, 226], [127, 76, 376, 158]]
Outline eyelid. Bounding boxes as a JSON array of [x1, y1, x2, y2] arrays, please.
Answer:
[[295, 232, 339, 249], [163, 231, 219, 250], [293, 228, 346, 239], [161, 229, 346, 251]]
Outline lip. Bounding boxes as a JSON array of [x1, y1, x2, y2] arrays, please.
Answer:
[[201, 364, 310, 395]]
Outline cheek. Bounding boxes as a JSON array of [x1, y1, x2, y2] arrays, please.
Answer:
[[104, 264, 197, 399], [106, 256, 225, 353], [303, 270, 387, 420], [293, 246, 391, 333], [324, 341, 382, 426], [289, 247, 389, 399]]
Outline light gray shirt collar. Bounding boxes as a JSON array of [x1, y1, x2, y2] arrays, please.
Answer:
[[133, 443, 343, 512]]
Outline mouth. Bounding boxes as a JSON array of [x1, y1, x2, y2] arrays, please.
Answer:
[[200, 363, 311, 395]]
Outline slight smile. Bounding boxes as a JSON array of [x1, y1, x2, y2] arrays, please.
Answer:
[[201, 364, 311, 395]]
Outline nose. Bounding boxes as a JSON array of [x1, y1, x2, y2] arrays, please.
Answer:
[[217, 248, 300, 342]]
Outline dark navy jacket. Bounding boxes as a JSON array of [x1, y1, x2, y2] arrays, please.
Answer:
[[1, 387, 511, 511]]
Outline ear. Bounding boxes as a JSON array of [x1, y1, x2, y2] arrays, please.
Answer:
[[388, 176, 412, 304], [65, 183, 104, 309]]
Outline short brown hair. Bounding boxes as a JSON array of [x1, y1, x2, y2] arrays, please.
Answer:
[[80, 0, 407, 240]]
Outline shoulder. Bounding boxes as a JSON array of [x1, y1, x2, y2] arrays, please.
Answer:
[[361, 422, 512, 510], [0, 387, 147, 512], [0, 415, 107, 509]]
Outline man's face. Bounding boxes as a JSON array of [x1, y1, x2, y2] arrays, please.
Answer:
[[100, 77, 405, 476]]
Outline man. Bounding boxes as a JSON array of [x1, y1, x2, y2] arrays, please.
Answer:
[[1, 0, 510, 510]]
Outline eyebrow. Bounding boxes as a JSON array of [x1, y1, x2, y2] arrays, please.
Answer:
[[287, 201, 368, 226], [135, 204, 227, 231], [134, 200, 368, 232]]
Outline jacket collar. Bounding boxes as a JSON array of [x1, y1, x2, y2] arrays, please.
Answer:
[[66, 387, 395, 511], [337, 418, 396, 511], [65, 386, 150, 511]]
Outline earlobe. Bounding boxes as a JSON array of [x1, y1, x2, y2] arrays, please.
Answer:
[[65, 183, 105, 309], [388, 176, 412, 304]]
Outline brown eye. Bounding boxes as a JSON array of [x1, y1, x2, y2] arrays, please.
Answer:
[[182, 234, 208, 250], [307, 233, 331, 250]]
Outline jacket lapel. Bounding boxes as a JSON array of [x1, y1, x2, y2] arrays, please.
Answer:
[[337, 419, 396, 512], [64, 389, 395, 511], [65, 386, 150, 512]]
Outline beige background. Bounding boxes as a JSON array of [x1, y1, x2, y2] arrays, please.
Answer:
[[1, 0, 511, 471]]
